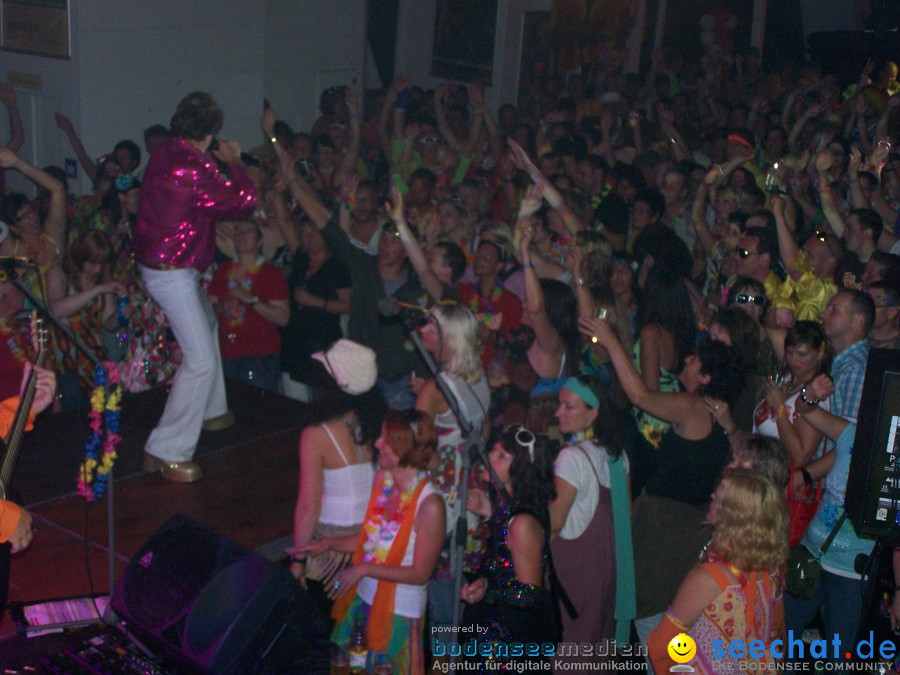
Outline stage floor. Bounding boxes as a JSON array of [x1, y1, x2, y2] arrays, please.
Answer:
[[1, 379, 316, 642]]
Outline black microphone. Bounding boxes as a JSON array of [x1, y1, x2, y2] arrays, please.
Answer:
[[378, 297, 429, 318], [0, 255, 36, 268]]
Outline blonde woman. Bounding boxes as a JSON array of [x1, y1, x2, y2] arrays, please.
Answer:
[[648, 469, 788, 674], [415, 303, 491, 632]]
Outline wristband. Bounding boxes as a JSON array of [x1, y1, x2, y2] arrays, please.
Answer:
[[799, 385, 820, 406], [522, 261, 535, 270], [800, 467, 813, 485]]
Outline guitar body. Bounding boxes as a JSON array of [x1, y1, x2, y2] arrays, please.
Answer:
[[0, 315, 46, 617], [0, 314, 46, 502]]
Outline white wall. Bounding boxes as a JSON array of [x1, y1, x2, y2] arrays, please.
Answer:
[[263, 0, 367, 134], [2, 0, 366, 194]]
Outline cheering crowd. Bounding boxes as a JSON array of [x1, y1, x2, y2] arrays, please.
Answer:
[[1, 47, 899, 673]]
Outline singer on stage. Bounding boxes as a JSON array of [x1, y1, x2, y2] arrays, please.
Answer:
[[134, 92, 256, 483]]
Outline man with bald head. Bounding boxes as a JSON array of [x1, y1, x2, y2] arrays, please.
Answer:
[[771, 195, 840, 324]]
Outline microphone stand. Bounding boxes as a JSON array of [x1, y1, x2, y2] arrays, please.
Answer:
[[403, 316, 509, 662], [9, 267, 117, 632]]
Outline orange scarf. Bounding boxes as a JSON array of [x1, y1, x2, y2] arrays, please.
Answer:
[[332, 473, 428, 653]]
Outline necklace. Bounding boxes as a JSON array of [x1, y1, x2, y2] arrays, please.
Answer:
[[361, 470, 427, 564]]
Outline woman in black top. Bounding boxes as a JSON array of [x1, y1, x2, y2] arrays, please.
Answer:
[[581, 316, 745, 647], [281, 218, 351, 402]]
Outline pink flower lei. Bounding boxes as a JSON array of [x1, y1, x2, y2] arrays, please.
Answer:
[[361, 471, 427, 564]]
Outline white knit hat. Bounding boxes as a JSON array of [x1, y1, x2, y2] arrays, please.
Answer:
[[312, 339, 377, 395]]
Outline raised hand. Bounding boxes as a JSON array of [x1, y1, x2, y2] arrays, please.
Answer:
[[54, 112, 74, 133], [516, 218, 535, 260], [0, 83, 16, 107], [564, 244, 585, 278], [261, 105, 276, 138], [211, 139, 241, 166], [870, 138, 892, 167], [578, 315, 616, 348], [656, 102, 675, 129], [0, 147, 18, 168], [344, 87, 357, 114], [848, 147, 862, 175], [385, 185, 404, 223], [770, 194, 786, 216]]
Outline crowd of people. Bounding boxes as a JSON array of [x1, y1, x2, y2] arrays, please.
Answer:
[[1, 44, 899, 673]]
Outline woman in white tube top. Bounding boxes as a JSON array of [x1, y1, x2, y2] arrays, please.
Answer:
[[287, 339, 384, 616]]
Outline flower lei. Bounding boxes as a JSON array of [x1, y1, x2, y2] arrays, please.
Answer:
[[77, 362, 123, 501], [468, 285, 504, 327], [224, 257, 263, 327], [361, 471, 427, 564]]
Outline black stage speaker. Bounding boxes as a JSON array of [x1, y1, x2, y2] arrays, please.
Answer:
[[845, 349, 900, 539], [110, 514, 329, 674]]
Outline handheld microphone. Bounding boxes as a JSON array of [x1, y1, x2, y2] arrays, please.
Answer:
[[378, 297, 429, 318]]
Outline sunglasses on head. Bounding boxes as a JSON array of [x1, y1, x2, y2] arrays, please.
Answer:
[[504, 424, 536, 461], [735, 293, 766, 306]]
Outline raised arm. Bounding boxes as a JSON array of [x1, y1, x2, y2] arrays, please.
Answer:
[[518, 219, 562, 356], [386, 186, 444, 302], [0, 148, 66, 246], [579, 315, 699, 427], [771, 195, 802, 280], [657, 102, 691, 162], [690, 168, 719, 255], [434, 83, 460, 151], [333, 88, 360, 189], [565, 246, 595, 320], [0, 85, 23, 152], [54, 113, 98, 183], [476, 86, 503, 168], [815, 149, 846, 237], [508, 138, 584, 236], [279, 148, 332, 230]]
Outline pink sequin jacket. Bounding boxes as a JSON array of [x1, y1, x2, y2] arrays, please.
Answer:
[[134, 138, 257, 270]]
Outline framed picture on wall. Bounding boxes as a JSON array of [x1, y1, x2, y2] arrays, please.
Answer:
[[430, 0, 498, 84], [1, 0, 71, 59]]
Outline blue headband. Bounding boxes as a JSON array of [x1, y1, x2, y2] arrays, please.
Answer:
[[563, 376, 600, 408]]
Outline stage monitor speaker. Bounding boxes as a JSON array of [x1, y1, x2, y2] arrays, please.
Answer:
[[110, 514, 329, 674], [845, 349, 900, 539]]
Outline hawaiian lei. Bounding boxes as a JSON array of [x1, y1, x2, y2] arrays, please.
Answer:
[[77, 362, 123, 501], [361, 471, 428, 563]]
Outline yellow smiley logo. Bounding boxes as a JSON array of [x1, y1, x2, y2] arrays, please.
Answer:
[[667, 633, 697, 664]]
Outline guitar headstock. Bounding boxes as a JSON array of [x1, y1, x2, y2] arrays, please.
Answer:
[[29, 311, 47, 366]]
